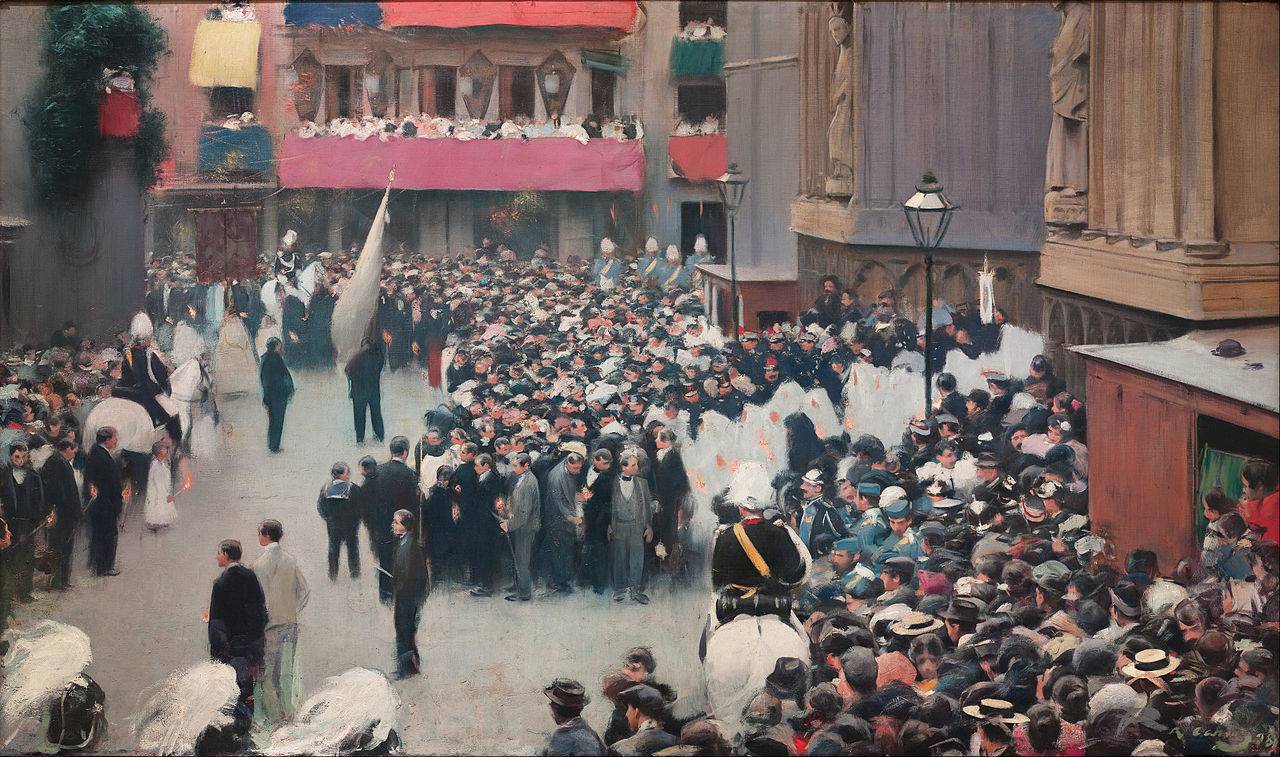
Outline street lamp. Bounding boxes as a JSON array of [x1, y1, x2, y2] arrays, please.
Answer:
[[717, 163, 749, 339], [902, 171, 958, 414]]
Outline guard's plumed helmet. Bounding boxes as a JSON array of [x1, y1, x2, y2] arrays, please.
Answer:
[[728, 461, 774, 512], [130, 311, 154, 340]]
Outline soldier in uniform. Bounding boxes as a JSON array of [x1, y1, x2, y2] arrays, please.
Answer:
[[917, 477, 965, 521], [114, 313, 182, 444], [736, 332, 766, 384], [849, 483, 890, 566], [841, 564, 883, 615], [787, 332, 821, 389], [795, 469, 849, 558], [635, 238, 662, 285], [709, 462, 809, 635], [878, 496, 924, 563]]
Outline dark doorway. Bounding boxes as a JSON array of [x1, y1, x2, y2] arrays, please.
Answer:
[[209, 87, 254, 119], [474, 192, 555, 257], [591, 68, 616, 118], [680, 0, 728, 27], [677, 82, 726, 123], [419, 66, 457, 118], [500, 66, 537, 120], [325, 65, 362, 119], [680, 201, 726, 262]]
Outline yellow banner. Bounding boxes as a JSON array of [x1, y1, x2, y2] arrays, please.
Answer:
[[189, 20, 261, 90]]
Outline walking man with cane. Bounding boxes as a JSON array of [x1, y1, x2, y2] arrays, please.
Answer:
[[500, 453, 540, 602]]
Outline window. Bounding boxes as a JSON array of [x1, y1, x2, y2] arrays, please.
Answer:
[[209, 87, 254, 119], [680, 0, 728, 28], [681, 201, 726, 262], [499, 66, 537, 120], [418, 66, 457, 118], [677, 82, 726, 124], [590, 68, 616, 118], [324, 65, 363, 119]]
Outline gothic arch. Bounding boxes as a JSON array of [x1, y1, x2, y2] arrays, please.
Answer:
[[852, 260, 895, 308]]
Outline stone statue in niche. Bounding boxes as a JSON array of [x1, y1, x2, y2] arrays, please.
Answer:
[[826, 1, 854, 198], [1045, 0, 1089, 228]]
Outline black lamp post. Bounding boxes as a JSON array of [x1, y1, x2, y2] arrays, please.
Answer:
[[902, 171, 958, 414], [717, 163, 749, 339]]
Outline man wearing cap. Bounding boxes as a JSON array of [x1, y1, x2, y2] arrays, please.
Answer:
[[609, 684, 677, 756], [787, 332, 822, 389], [850, 483, 890, 565], [878, 496, 923, 562], [796, 469, 850, 558], [542, 678, 605, 756], [1096, 580, 1143, 643], [935, 372, 968, 423], [877, 555, 918, 606], [811, 535, 861, 589]]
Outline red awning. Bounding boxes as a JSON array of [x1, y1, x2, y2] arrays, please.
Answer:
[[668, 134, 728, 182], [381, 1, 637, 31], [280, 135, 645, 192]]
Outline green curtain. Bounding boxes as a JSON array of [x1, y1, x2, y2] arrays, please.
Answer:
[[1197, 446, 1247, 543], [669, 38, 725, 78]]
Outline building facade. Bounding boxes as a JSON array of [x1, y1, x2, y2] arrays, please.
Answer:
[[141, 1, 750, 271], [1036, 1, 1279, 390], [790, 1, 1058, 332]]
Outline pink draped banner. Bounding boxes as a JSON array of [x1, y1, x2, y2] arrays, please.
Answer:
[[280, 135, 645, 192], [380, 1, 637, 31]]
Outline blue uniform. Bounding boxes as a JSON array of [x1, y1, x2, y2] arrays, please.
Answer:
[[852, 507, 890, 565], [879, 527, 924, 563]]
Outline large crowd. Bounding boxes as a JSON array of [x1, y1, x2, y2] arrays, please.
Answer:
[[2, 226, 1278, 755]]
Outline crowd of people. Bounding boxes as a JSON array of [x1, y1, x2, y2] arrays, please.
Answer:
[[3, 219, 1279, 755], [294, 111, 644, 145]]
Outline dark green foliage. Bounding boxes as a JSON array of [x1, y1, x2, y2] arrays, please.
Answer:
[[24, 3, 170, 206]]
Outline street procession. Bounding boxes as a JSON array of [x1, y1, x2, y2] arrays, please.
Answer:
[[1, 1, 1278, 755]]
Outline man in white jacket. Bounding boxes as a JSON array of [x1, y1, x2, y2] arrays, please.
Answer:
[[252, 519, 310, 728]]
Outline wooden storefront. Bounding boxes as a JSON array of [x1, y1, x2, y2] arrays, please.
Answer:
[[1074, 327, 1279, 566]]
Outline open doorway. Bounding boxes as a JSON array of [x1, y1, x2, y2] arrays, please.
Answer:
[[1195, 415, 1280, 542], [680, 200, 726, 261], [474, 192, 555, 258]]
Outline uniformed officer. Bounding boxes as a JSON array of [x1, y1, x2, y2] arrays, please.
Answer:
[[850, 483, 890, 565], [879, 496, 924, 563], [795, 469, 850, 558], [787, 332, 821, 388], [917, 477, 965, 521], [841, 564, 884, 614]]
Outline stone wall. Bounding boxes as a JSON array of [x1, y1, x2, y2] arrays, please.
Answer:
[[797, 236, 1042, 332]]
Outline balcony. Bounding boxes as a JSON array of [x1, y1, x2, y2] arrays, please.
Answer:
[[668, 133, 727, 182], [279, 134, 644, 192], [283, 2, 637, 32], [670, 36, 725, 78], [198, 124, 273, 179], [382, 1, 637, 31]]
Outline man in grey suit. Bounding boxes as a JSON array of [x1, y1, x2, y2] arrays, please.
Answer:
[[500, 453, 540, 602], [540, 451, 584, 597], [610, 450, 656, 605]]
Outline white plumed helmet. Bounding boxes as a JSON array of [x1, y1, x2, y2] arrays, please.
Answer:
[[600, 237, 616, 254], [694, 234, 708, 253], [727, 461, 773, 512], [130, 311, 154, 340], [645, 237, 659, 253]]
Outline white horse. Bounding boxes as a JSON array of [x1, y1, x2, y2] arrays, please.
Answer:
[[82, 358, 213, 456], [703, 613, 811, 735], [260, 260, 323, 324]]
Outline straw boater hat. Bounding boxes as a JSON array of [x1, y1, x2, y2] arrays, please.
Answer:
[[889, 611, 943, 637], [962, 698, 1030, 724], [1122, 648, 1181, 680]]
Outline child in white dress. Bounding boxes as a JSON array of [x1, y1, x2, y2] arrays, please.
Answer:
[[143, 441, 177, 531]]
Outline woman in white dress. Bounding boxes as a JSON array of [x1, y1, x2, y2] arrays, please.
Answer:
[[144, 441, 177, 531], [213, 311, 259, 397]]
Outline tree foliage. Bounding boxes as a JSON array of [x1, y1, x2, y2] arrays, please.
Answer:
[[24, 3, 169, 206]]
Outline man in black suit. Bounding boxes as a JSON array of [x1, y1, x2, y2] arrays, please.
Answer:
[[369, 438, 419, 604], [465, 453, 504, 597], [48, 320, 77, 350], [391, 509, 428, 679], [41, 439, 82, 590], [2, 443, 49, 604], [344, 337, 386, 444], [84, 427, 125, 577], [205, 539, 268, 704], [651, 430, 690, 575]]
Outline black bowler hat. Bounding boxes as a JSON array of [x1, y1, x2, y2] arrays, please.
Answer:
[[1211, 339, 1246, 358], [763, 657, 808, 701], [937, 597, 985, 625], [617, 684, 667, 719], [544, 678, 589, 709]]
